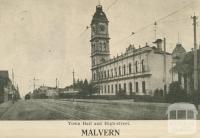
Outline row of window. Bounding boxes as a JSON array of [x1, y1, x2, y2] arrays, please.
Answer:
[[100, 81, 146, 94], [93, 60, 146, 80], [92, 42, 107, 52]]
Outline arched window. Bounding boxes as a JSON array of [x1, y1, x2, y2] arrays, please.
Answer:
[[92, 59, 95, 66], [111, 85, 113, 93], [119, 84, 121, 92], [93, 73, 96, 80], [101, 71, 103, 79], [129, 63, 132, 74], [135, 61, 138, 73], [115, 84, 118, 93], [141, 59, 145, 72], [111, 69, 113, 77], [119, 66, 121, 76], [104, 71, 106, 78], [108, 85, 110, 93], [129, 82, 132, 94], [114, 68, 117, 77], [123, 65, 126, 75], [124, 83, 126, 93], [135, 82, 139, 93]]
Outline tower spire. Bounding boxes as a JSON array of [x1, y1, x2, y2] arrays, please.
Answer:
[[154, 21, 157, 40], [98, 0, 101, 5]]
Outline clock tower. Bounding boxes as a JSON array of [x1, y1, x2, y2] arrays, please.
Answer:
[[90, 5, 110, 69]]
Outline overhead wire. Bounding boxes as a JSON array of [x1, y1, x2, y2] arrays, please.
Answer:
[[112, 1, 195, 46], [106, 0, 119, 11]]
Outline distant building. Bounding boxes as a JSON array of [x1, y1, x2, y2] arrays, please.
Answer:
[[31, 85, 79, 99], [63, 85, 79, 94], [90, 5, 173, 96], [33, 86, 59, 99]]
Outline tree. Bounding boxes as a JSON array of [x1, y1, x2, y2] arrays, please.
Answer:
[[77, 79, 99, 97], [167, 81, 187, 103], [87, 82, 99, 96]]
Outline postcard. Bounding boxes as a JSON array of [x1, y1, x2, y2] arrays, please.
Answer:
[[0, 0, 200, 137]]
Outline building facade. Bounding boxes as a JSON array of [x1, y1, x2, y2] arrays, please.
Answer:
[[0, 71, 19, 103], [90, 5, 173, 96]]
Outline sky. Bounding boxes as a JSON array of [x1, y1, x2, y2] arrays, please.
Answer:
[[0, 0, 200, 97]]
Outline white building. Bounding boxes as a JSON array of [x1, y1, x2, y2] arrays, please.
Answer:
[[90, 5, 173, 96]]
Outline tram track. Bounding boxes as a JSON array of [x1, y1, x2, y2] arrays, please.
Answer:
[[40, 99, 109, 120], [31, 100, 82, 120], [0, 101, 20, 119]]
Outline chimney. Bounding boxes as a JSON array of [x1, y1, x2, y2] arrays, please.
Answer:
[[153, 39, 163, 51]]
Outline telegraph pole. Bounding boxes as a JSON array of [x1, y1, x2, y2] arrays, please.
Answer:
[[154, 21, 157, 40], [72, 69, 75, 88], [11, 69, 15, 102], [33, 77, 36, 90], [163, 38, 167, 95], [12, 69, 14, 86], [191, 14, 198, 91], [56, 78, 58, 88]]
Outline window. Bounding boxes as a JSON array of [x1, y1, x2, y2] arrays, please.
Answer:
[[100, 86, 103, 94], [108, 85, 110, 93], [135, 61, 138, 73], [104, 71, 106, 78], [111, 69, 113, 78], [115, 84, 118, 93], [123, 65, 126, 75], [187, 110, 194, 119], [92, 59, 95, 66], [111, 85, 113, 93], [129, 82, 132, 94], [93, 73, 96, 80], [177, 110, 186, 120], [129, 63, 132, 74], [141, 59, 145, 72], [135, 82, 139, 93], [114, 67, 117, 77], [142, 81, 146, 94], [124, 83, 126, 92], [107, 70, 110, 78], [170, 111, 176, 119], [104, 45, 106, 51], [119, 66, 121, 76], [119, 84, 121, 92], [104, 85, 106, 93]]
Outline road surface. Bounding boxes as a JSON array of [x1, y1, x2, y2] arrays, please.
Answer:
[[0, 99, 198, 120]]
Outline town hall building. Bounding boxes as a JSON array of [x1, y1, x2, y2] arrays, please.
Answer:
[[90, 5, 173, 96]]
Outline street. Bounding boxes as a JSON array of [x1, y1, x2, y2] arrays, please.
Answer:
[[0, 99, 199, 120]]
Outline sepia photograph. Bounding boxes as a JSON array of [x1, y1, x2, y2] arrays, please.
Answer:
[[0, 0, 200, 122]]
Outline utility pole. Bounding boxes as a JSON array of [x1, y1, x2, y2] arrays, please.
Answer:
[[56, 78, 58, 88], [154, 21, 157, 40], [12, 69, 15, 87], [33, 77, 36, 90], [191, 14, 198, 91], [11, 69, 15, 102], [72, 69, 75, 88], [163, 38, 167, 95]]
